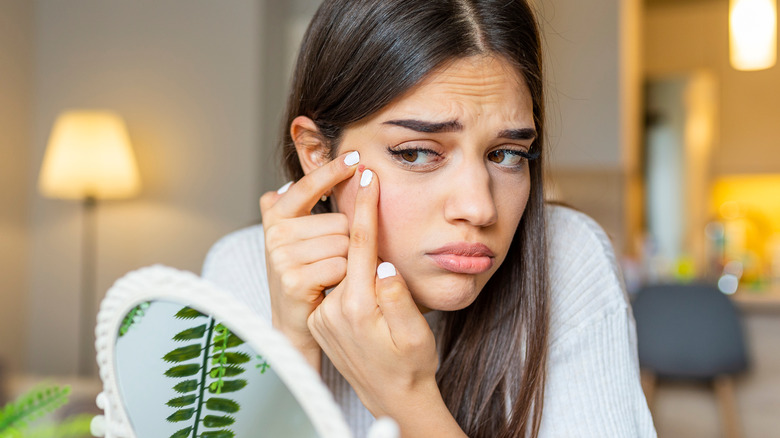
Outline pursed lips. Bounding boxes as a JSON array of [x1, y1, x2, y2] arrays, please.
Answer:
[[426, 242, 495, 274]]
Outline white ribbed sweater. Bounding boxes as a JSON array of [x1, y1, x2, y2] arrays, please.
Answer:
[[201, 205, 657, 437]]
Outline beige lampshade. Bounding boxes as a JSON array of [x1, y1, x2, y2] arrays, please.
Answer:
[[39, 110, 141, 200], [730, 0, 777, 71]]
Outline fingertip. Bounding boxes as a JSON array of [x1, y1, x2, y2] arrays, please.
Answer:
[[360, 169, 374, 187]]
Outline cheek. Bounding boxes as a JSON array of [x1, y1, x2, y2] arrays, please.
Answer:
[[375, 180, 429, 259]]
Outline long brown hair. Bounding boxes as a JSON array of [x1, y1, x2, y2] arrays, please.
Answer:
[[281, 1, 549, 436]]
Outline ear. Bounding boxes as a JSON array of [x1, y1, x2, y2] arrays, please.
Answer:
[[291, 115, 331, 175]]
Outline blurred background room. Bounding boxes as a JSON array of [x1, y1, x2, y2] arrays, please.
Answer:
[[1, 0, 778, 436]]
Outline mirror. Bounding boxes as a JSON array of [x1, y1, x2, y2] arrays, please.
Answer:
[[94, 265, 354, 438]]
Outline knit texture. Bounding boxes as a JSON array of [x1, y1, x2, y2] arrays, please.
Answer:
[[201, 205, 657, 437]]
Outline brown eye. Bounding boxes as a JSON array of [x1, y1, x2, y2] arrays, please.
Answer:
[[488, 150, 505, 163], [400, 150, 419, 162]]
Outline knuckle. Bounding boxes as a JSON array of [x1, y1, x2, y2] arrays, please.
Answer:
[[269, 246, 291, 270], [378, 282, 405, 303], [264, 223, 286, 248], [350, 227, 371, 247], [279, 271, 301, 294]]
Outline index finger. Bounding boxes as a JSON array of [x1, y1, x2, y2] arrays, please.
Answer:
[[345, 167, 380, 301], [272, 151, 360, 219]]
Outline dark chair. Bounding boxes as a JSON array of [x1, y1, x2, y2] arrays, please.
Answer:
[[632, 283, 749, 438]]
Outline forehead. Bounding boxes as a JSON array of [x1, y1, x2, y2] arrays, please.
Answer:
[[369, 55, 533, 124]]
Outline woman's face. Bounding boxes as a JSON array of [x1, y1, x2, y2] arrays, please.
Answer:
[[333, 55, 535, 312]]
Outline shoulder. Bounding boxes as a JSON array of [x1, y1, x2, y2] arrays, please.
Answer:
[[545, 204, 630, 345], [201, 224, 271, 320]]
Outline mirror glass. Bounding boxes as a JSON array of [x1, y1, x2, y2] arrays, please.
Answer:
[[114, 300, 319, 438]]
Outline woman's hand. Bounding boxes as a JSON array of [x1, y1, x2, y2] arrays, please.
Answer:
[[307, 168, 466, 437], [259, 151, 360, 371]]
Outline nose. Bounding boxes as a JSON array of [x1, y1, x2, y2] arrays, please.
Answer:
[[443, 162, 498, 227]]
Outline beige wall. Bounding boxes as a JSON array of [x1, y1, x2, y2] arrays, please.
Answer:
[[538, 0, 642, 253], [26, 0, 263, 375], [645, 1, 780, 176], [0, 0, 34, 375]]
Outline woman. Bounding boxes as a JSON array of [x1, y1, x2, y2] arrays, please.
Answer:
[[203, 0, 656, 437]]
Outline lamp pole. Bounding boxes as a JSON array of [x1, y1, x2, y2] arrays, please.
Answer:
[[79, 195, 97, 376]]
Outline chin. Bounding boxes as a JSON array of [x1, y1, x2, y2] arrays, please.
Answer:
[[408, 274, 483, 312]]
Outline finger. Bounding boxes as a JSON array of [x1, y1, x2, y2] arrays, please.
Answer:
[[259, 186, 286, 217], [271, 151, 360, 219], [279, 257, 348, 301], [264, 213, 349, 249], [374, 262, 430, 349], [268, 234, 349, 269], [345, 168, 380, 305]]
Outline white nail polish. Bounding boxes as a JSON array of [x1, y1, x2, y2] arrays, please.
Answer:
[[344, 151, 360, 166], [360, 169, 373, 187], [377, 262, 396, 279], [277, 181, 292, 194]]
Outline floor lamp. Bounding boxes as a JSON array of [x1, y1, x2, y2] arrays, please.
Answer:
[[38, 110, 141, 376]]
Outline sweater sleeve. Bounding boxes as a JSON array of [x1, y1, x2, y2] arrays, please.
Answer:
[[200, 224, 272, 322], [538, 206, 656, 437]]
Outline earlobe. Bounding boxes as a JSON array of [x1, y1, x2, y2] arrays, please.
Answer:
[[291, 115, 330, 175]]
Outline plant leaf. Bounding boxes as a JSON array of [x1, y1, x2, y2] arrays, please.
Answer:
[[166, 394, 197, 408], [170, 426, 193, 438], [212, 352, 251, 365], [172, 380, 199, 394], [164, 364, 201, 378], [173, 324, 207, 341], [212, 333, 244, 350], [202, 415, 235, 428], [205, 398, 240, 414], [200, 430, 235, 438], [209, 365, 245, 379], [208, 379, 247, 394], [0, 384, 71, 431], [175, 307, 205, 319], [163, 344, 203, 363], [166, 408, 195, 422]]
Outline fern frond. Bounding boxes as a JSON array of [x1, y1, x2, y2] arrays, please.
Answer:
[[19, 413, 93, 438], [166, 394, 197, 408], [207, 379, 246, 395], [172, 380, 198, 394], [169, 426, 192, 438], [204, 398, 239, 414], [119, 302, 150, 337], [173, 324, 207, 341], [199, 430, 234, 438], [174, 307, 205, 320], [163, 344, 204, 363], [0, 385, 70, 432], [164, 364, 201, 378], [202, 415, 235, 428], [166, 408, 195, 423]]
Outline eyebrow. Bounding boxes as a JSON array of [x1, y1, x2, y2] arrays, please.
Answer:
[[383, 118, 537, 141]]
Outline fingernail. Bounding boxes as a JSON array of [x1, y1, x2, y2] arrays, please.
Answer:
[[377, 262, 396, 279], [360, 169, 373, 187], [344, 151, 360, 166], [277, 181, 292, 194]]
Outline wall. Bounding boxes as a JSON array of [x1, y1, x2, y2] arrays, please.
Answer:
[[26, 0, 263, 375], [645, 1, 780, 176], [0, 0, 34, 377], [537, 0, 642, 253]]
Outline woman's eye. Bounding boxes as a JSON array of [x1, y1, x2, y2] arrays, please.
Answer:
[[487, 149, 527, 167], [388, 147, 442, 168]]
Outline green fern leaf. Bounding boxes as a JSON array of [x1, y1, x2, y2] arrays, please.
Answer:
[[208, 379, 247, 394], [212, 352, 251, 365], [164, 364, 201, 378], [208, 365, 245, 379], [119, 302, 151, 337], [202, 415, 235, 428], [211, 333, 244, 350], [163, 344, 203, 363], [166, 394, 197, 408], [200, 430, 235, 438], [204, 398, 240, 414], [166, 408, 195, 422], [0, 384, 70, 431], [172, 380, 199, 394], [174, 307, 205, 319], [169, 426, 193, 438], [173, 324, 207, 341]]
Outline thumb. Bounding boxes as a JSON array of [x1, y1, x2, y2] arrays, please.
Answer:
[[374, 262, 431, 349]]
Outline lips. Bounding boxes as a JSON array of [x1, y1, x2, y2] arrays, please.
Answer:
[[426, 242, 495, 274]]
